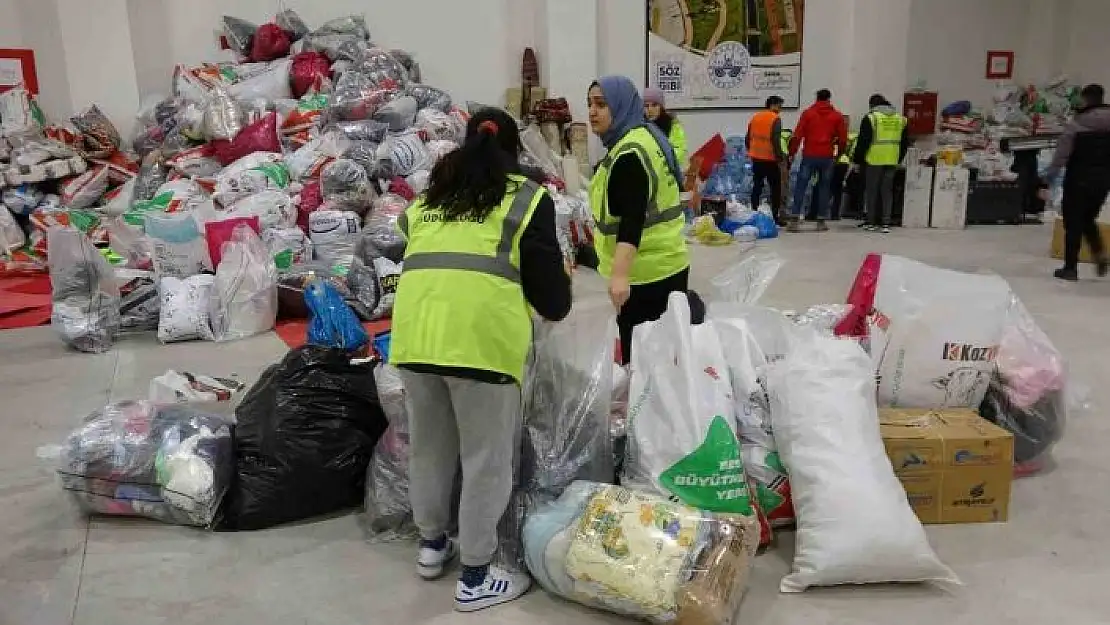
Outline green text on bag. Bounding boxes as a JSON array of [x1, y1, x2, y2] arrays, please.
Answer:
[[658, 416, 755, 515]]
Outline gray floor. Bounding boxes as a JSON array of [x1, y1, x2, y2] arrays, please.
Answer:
[[3, 222, 1108, 625]]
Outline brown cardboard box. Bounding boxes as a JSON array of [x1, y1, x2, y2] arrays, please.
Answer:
[[1050, 217, 1110, 263], [880, 408, 1014, 524]]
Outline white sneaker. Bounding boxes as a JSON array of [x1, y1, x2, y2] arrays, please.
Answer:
[[417, 539, 457, 580], [454, 566, 532, 612], [880, 226, 892, 234]]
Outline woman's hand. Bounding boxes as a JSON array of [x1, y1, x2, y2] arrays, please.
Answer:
[[608, 275, 631, 310]]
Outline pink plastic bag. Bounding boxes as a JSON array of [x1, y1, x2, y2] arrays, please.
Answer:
[[211, 113, 280, 166], [291, 52, 332, 98], [835, 253, 882, 338], [251, 23, 291, 62], [205, 216, 260, 268]]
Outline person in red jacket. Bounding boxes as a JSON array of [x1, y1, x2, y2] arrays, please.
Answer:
[[787, 89, 848, 231]]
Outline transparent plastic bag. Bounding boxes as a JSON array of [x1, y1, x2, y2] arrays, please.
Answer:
[[55, 400, 234, 527], [0, 206, 26, 254], [361, 364, 418, 541], [316, 15, 370, 40], [391, 49, 422, 83], [222, 16, 258, 58], [145, 212, 209, 278], [415, 108, 465, 143], [116, 268, 160, 332], [351, 47, 410, 91], [378, 131, 432, 177], [523, 481, 760, 624], [407, 84, 451, 112], [710, 252, 784, 305], [202, 86, 244, 141], [369, 257, 400, 320], [275, 8, 309, 41], [356, 193, 408, 263], [978, 296, 1069, 475], [71, 105, 121, 158], [766, 334, 958, 592], [321, 158, 376, 212], [48, 227, 121, 353], [373, 95, 418, 132], [330, 119, 389, 143], [210, 225, 278, 342], [328, 72, 397, 122], [158, 274, 216, 343]]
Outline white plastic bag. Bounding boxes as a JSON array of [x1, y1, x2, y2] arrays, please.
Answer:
[[212, 152, 289, 206], [870, 255, 1012, 408], [211, 225, 278, 341], [229, 59, 293, 101], [0, 206, 25, 254], [222, 190, 297, 230], [624, 293, 759, 517], [766, 333, 958, 592], [370, 257, 401, 320], [145, 212, 210, 278], [60, 166, 110, 209], [309, 209, 361, 265], [158, 275, 216, 343]]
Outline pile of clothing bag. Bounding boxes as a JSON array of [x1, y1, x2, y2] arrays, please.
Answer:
[[835, 253, 1073, 475], [3, 9, 589, 352]]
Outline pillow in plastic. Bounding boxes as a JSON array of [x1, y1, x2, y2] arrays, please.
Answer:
[[766, 333, 958, 592], [379, 131, 432, 178], [407, 84, 452, 113], [309, 209, 361, 266], [321, 158, 376, 212], [158, 274, 216, 343], [373, 95, 418, 132]]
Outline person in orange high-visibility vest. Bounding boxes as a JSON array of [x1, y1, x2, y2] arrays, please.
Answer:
[[746, 95, 786, 219]]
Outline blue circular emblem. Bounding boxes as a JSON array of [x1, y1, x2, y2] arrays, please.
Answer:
[[706, 42, 751, 89]]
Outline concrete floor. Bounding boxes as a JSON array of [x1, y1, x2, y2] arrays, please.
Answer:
[[2, 221, 1108, 625]]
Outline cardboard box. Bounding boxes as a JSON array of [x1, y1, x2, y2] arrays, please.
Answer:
[[880, 408, 1014, 524], [1050, 217, 1110, 263]]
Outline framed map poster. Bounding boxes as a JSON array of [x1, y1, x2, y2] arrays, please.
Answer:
[[646, 0, 805, 110]]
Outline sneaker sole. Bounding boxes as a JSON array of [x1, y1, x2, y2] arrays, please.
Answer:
[[455, 579, 532, 612]]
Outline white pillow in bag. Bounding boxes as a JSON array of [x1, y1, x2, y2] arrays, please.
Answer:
[[766, 333, 958, 592]]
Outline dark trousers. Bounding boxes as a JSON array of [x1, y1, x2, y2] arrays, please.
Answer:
[[864, 165, 899, 226], [750, 160, 782, 215], [792, 157, 835, 219], [617, 268, 690, 365], [1062, 177, 1110, 270]]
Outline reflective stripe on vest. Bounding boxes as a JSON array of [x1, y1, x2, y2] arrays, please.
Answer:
[[401, 180, 541, 284], [839, 133, 859, 164], [592, 141, 684, 236], [747, 111, 778, 161], [866, 112, 907, 166]]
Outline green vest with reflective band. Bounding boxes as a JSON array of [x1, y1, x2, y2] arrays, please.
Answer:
[[590, 127, 690, 286], [780, 129, 793, 157], [865, 112, 907, 166], [390, 175, 543, 384], [839, 132, 859, 165]]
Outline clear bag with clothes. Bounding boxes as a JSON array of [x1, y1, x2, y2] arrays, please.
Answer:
[[211, 225, 278, 342], [361, 364, 419, 541], [55, 400, 234, 527], [321, 158, 376, 212], [328, 72, 398, 123], [48, 227, 121, 353], [356, 193, 409, 263], [352, 47, 410, 91], [523, 481, 760, 625]]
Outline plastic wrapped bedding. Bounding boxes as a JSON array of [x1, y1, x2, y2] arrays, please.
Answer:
[[373, 95, 419, 132], [415, 108, 465, 143], [48, 227, 121, 353], [523, 482, 760, 625], [352, 47, 410, 90], [321, 158, 376, 212], [55, 400, 234, 527], [210, 225, 278, 342], [328, 72, 397, 123]]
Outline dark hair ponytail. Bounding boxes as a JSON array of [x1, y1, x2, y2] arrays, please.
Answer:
[[654, 110, 675, 135], [425, 108, 524, 220]]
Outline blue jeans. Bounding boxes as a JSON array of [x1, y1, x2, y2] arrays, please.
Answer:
[[792, 157, 835, 219]]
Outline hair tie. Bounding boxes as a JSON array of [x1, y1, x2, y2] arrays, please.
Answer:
[[478, 120, 499, 136]]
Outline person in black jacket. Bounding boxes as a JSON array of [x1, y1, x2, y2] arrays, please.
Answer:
[[852, 94, 911, 232], [1042, 84, 1110, 281]]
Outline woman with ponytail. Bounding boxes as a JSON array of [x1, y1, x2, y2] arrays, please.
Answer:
[[390, 107, 571, 611]]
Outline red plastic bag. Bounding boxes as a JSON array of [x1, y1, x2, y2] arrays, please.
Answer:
[[297, 180, 323, 231], [211, 113, 280, 166], [250, 23, 291, 62], [834, 253, 882, 338], [290, 52, 332, 98], [388, 177, 415, 201], [205, 216, 260, 268]]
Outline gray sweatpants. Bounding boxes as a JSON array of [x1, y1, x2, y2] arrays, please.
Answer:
[[864, 165, 899, 226], [400, 369, 521, 567]]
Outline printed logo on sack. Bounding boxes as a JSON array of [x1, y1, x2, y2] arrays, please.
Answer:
[[658, 416, 755, 515], [706, 42, 751, 90], [906, 491, 935, 508], [953, 483, 995, 508], [941, 342, 999, 362]]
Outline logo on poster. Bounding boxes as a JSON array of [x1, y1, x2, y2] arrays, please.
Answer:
[[706, 42, 751, 89], [655, 61, 683, 93]]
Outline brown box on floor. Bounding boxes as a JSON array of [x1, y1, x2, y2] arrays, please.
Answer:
[[1050, 217, 1110, 263], [880, 408, 1014, 524]]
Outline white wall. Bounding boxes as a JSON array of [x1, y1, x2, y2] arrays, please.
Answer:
[[906, 0, 1031, 108], [1062, 0, 1110, 88], [0, 0, 22, 47]]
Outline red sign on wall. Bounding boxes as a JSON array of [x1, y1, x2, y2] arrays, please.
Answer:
[[0, 49, 39, 95]]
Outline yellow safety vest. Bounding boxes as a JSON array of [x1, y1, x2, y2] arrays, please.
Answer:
[[839, 132, 859, 165], [865, 112, 907, 166], [391, 175, 543, 384], [590, 127, 689, 286], [668, 120, 689, 170]]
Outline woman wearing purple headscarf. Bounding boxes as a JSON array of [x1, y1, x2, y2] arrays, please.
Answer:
[[643, 87, 688, 167], [588, 76, 690, 364]]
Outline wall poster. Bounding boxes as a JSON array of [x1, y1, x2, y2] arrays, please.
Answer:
[[646, 0, 805, 110]]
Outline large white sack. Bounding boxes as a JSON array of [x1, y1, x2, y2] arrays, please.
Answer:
[[871, 255, 1012, 409], [766, 333, 958, 592]]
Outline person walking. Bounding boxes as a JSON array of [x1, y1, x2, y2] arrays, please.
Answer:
[[746, 96, 786, 223], [390, 107, 572, 612], [644, 87, 689, 169], [588, 76, 690, 365], [787, 89, 848, 231], [853, 94, 909, 233], [1041, 83, 1110, 281]]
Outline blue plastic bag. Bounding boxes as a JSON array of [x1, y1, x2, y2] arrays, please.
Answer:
[[942, 100, 972, 117], [739, 211, 779, 239], [305, 278, 370, 352]]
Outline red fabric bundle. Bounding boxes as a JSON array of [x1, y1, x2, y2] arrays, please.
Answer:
[[250, 23, 291, 62], [210, 113, 280, 166], [297, 181, 323, 231], [290, 52, 332, 98]]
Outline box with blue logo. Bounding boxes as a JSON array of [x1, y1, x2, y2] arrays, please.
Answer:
[[880, 408, 1014, 524]]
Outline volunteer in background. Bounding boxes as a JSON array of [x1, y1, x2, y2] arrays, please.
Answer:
[[853, 94, 909, 233], [809, 127, 856, 220], [643, 87, 689, 168], [1041, 83, 1110, 281], [588, 76, 690, 364], [390, 107, 572, 612], [747, 96, 786, 223], [787, 89, 848, 231]]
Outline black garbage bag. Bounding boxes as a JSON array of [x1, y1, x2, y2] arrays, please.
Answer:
[[221, 345, 389, 530]]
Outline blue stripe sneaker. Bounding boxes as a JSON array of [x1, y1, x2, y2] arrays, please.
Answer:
[[454, 566, 531, 612]]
